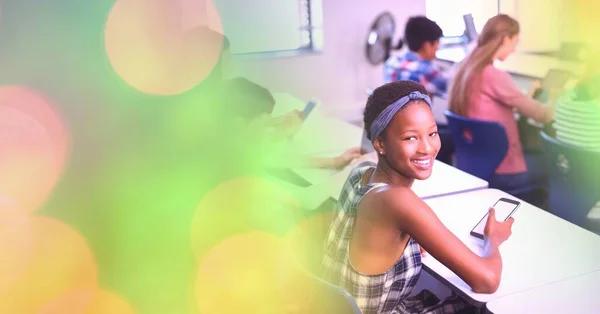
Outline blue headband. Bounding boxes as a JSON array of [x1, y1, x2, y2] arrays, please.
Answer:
[[369, 91, 432, 142]]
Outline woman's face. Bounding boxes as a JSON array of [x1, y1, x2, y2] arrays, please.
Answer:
[[496, 34, 519, 61], [376, 101, 440, 180]]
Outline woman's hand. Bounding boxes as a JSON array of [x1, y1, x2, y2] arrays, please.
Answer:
[[349, 151, 378, 166], [483, 208, 515, 244], [264, 111, 304, 140], [332, 147, 362, 169], [528, 80, 542, 97]]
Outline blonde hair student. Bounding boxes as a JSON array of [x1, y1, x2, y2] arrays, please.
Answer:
[[447, 14, 555, 200]]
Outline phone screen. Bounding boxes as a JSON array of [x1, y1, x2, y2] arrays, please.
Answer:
[[301, 101, 317, 121], [471, 198, 520, 239]]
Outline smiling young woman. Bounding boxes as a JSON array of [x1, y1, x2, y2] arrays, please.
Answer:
[[321, 81, 515, 314]]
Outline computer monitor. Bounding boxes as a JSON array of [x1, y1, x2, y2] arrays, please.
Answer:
[[533, 69, 571, 103], [463, 14, 478, 42]]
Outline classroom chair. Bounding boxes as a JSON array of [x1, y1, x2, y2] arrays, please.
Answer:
[[540, 131, 600, 233], [444, 110, 545, 198]]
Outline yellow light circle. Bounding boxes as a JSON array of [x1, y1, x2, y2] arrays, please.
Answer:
[[104, 0, 225, 95], [38, 288, 136, 314], [0, 217, 98, 313], [195, 231, 302, 314], [190, 176, 302, 261], [0, 191, 32, 294]]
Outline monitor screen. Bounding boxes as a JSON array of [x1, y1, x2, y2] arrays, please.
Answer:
[[463, 14, 478, 42], [534, 69, 571, 103], [425, 0, 498, 38], [542, 69, 571, 90]]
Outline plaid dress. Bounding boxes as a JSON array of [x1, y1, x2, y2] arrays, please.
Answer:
[[321, 162, 475, 314]]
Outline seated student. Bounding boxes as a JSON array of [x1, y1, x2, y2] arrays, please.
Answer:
[[447, 14, 554, 195], [221, 77, 363, 170], [321, 80, 514, 314], [384, 16, 449, 96], [553, 62, 600, 221], [384, 16, 456, 165]]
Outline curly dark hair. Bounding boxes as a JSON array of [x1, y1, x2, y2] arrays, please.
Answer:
[[403, 16, 443, 52], [363, 80, 429, 140]]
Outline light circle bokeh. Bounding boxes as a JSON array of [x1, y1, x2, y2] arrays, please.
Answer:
[[104, 0, 225, 95], [0, 191, 32, 294], [0, 86, 70, 213], [0, 217, 98, 313]]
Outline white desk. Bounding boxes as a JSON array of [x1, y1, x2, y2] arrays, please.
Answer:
[[486, 271, 600, 314], [422, 189, 600, 306], [292, 115, 363, 157], [411, 161, 488, 199]]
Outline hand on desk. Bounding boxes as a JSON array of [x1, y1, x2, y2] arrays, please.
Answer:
[[310, 150, 377, 171], [349, 151, 378, 167], [304, 147, 362, 170], [266, 110, 304, 139], [332, 147, 362, 169], [528, 80, 542, 98]]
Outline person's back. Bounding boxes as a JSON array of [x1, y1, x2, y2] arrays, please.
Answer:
[[554, 77, 600, 152], [554, 75, 600, 220], [467, 65, 530, 173], [384, 16, 448, 96]]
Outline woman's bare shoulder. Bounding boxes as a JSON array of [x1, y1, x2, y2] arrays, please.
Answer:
[[365, 184, 426, 218]]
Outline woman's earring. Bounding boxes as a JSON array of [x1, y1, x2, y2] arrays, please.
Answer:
[[380, 151, 384, 155]]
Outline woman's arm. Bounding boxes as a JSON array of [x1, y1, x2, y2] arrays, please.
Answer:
[[306, 147, 362, 169], [377, 187, 513, 293]]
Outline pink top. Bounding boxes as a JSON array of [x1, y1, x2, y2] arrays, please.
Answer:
[[468, 65, 550, 174]]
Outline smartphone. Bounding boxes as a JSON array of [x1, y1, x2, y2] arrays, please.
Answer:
[[470, 198, 520, 239], [301, 100, 317, 121]]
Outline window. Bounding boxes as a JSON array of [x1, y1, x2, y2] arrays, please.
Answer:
[[215, 0, 323, 55], [426, 0, 498, 40]]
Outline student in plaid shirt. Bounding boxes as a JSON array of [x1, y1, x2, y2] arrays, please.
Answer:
[[321, 81, 514, 313], [384, 16, 449, 97]]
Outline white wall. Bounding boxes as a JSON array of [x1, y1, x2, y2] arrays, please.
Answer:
[[501, 0, 580, 51], [228, 0, 426, 120]]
